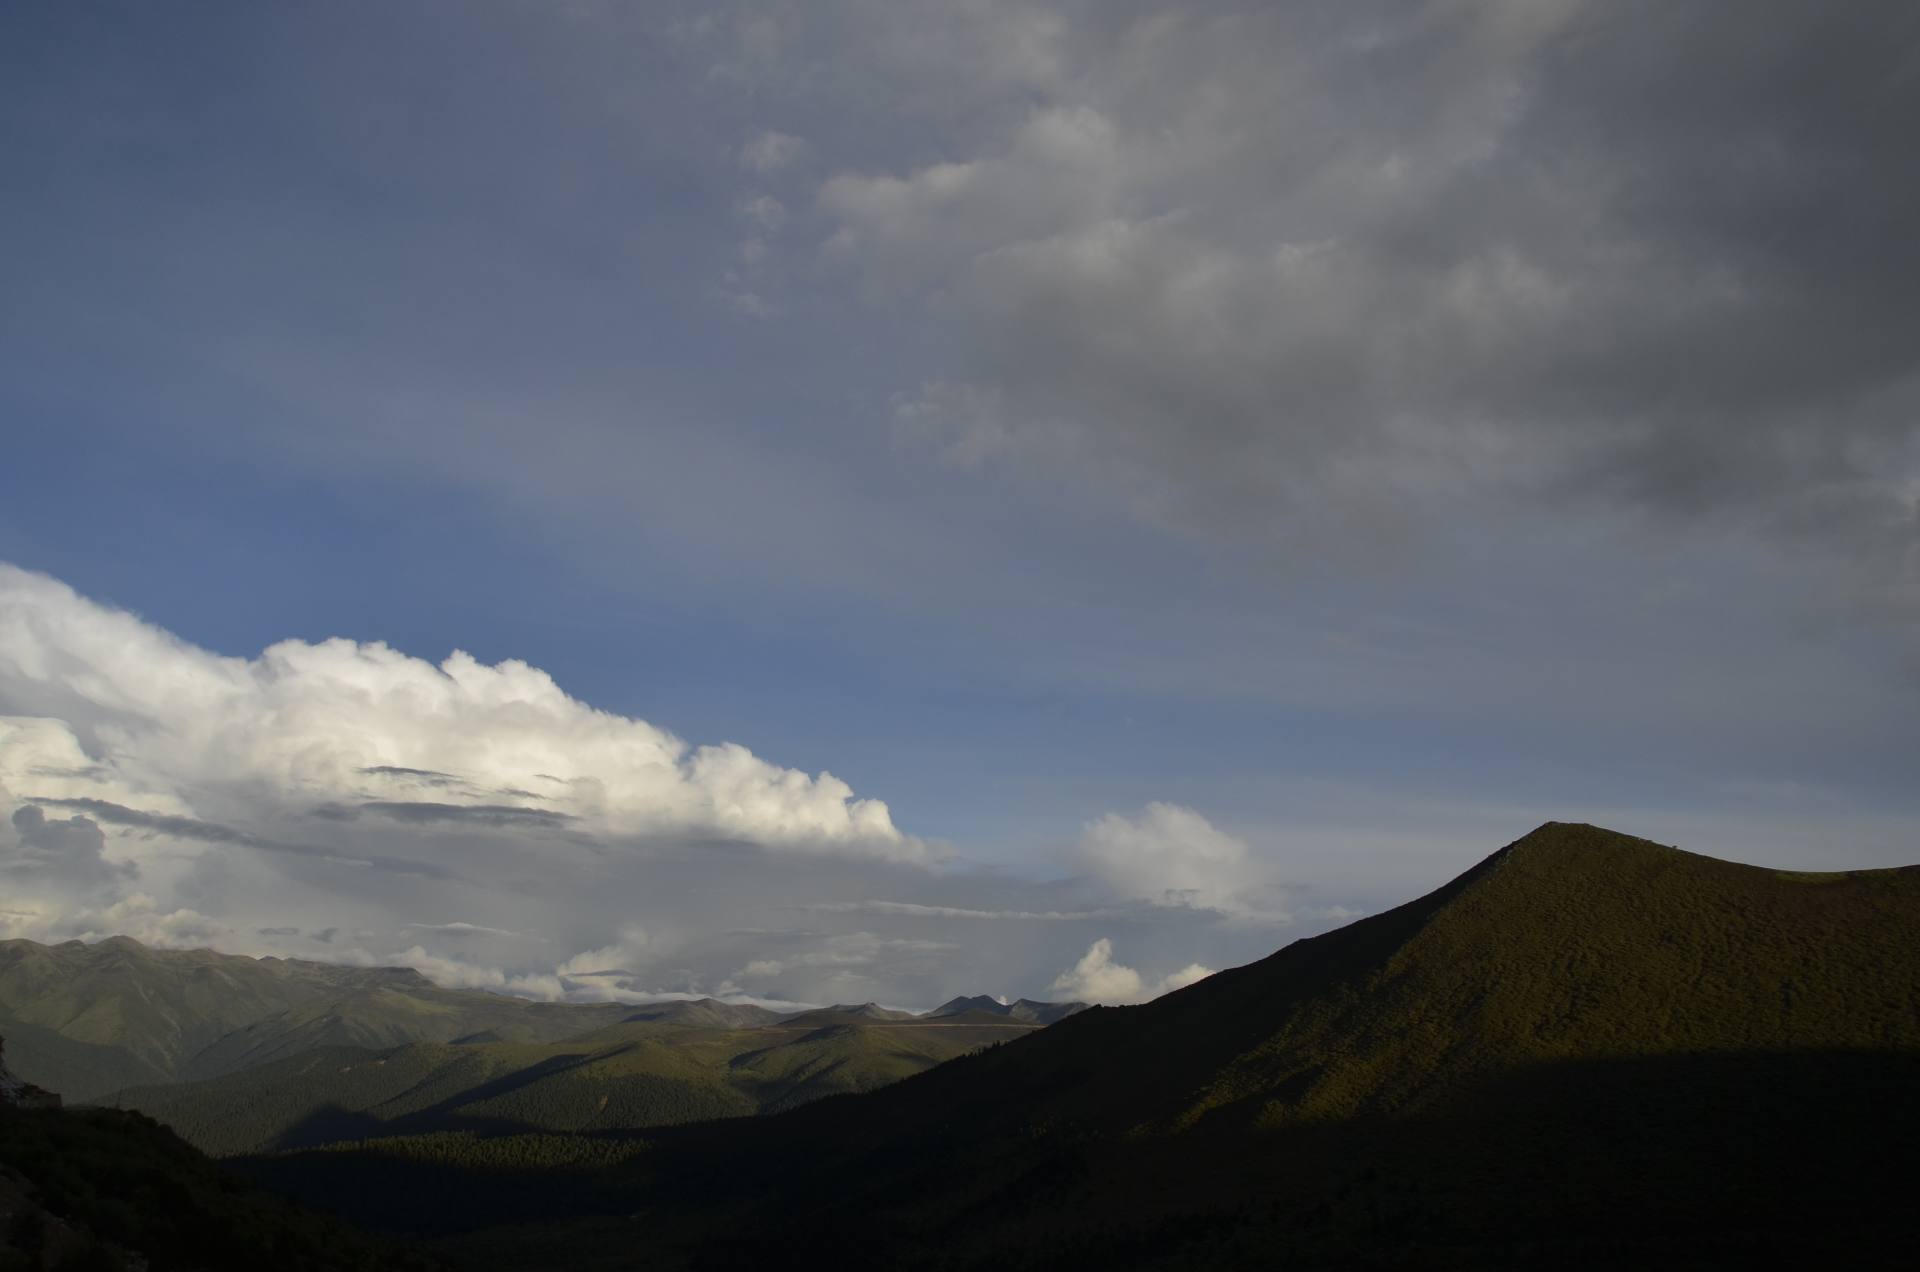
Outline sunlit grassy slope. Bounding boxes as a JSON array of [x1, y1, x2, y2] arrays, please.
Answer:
[[110, 1013, 1043, 1156], [0, 937, 634, 1100]]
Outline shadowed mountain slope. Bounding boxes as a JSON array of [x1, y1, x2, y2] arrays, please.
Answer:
[[0, 1101, 435, 1271], [811, 820, 1920, 1141], [284, 822, 1920, 1269]]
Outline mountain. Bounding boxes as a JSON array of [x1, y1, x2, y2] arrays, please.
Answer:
[[0, 935, 1083, 1158], [929, 994, 1087, 1025], [608, 998, 787, 1030], [257, 823, 1920, 1269], [779, 1002, 921, 1026], [0, 937, 1075, 1112], [0, 1093, 433, 1271], [109, 1008, 1045, 1156], [0, 936, 629, 1100], [0, 1034, 59, 1110]]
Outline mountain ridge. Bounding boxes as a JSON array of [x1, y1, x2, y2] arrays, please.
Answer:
[[358, 821, 1919, 1268], [0, 935, 1087, 1103]]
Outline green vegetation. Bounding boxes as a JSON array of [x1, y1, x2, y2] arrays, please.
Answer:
[[13, 824, 1918, 1269], [0, 937, 635, 1101], [267, 823, 1920, 1270], [108, 1016, 1042, 1157], [313, 1131, 647, 1173]]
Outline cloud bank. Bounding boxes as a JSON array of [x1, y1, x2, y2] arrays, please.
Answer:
[[0, 563, 1277, 1007], [0, 562, 914, 860], [1079, 802, 1287, 920], [0, 562, 944, 997], [771, 1, 1920, 594]]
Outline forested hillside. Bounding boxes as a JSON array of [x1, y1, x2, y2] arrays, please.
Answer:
[[252, 824, 1920, 1270]]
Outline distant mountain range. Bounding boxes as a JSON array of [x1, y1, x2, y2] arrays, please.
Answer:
[[0, 933, 1085, 1156], [928, 994, 1086, 1025]]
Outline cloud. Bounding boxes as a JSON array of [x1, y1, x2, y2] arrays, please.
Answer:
[[735, 194, 788, 232], [720, 930, 959, 993], [64, 894, 228, 949], [0, 563, 917, 860], [380, 946, 566, 1002], [812, 1, 1920, 595], [1048, 937, 1214, 1005], [359, 765, 463, 786], [4, 804, 132, 891], [401, 921, 528, 939], [33, 796, 457, 879], [1078, 802, 1284, 919], [555, 925, 653, 979], [0, 564, 1031, 1005], [807, 899, 1116, 921], [349, 801, 577, 830], [738, 129, 810, 174]]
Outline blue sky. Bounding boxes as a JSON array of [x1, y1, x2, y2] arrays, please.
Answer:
[[3, 1, 1917, 1007]]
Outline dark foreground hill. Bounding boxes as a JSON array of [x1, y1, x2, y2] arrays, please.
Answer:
[[0, 1103, 437, 1272], [252, 823, 1920, 1270]]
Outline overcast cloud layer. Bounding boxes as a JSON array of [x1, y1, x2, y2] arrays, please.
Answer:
[[802, 1, 1920, 583], [2, 2, 1917, 1006]]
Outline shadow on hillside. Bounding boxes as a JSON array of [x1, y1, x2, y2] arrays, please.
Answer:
[[249, 1047, 1920, 1269], [264, 1052, 601, 1151]]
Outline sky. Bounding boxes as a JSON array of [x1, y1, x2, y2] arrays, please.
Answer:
[[2, 1, 1916, 1009]]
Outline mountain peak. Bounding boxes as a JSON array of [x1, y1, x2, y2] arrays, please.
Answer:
[[926, 995, 1087, 1025]]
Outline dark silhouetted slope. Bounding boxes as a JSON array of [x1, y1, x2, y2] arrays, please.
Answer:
[[825, 821, 1920, 1142], [0, 1102, 434, 1271], [336, 822, 1920, 1270]]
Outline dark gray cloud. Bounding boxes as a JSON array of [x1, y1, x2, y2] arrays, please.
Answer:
[[359, 766, 549, 803], [359, 765, 465, 787], [805, 900, 1120, 922], [5, 804, 132, 889], [353, 801, 577, 831], [33, 797, 460, 881], [819, 1, 1919, 589], [402, 920, 527, 939]]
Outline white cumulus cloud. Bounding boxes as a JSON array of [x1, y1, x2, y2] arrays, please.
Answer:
[[1048, 937, 1213, 1005], [0, 562, 916, 861], [1078, 801, 1281, 918]]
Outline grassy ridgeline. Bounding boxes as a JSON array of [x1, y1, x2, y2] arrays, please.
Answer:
[[261, 823, 1920, 1269]]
